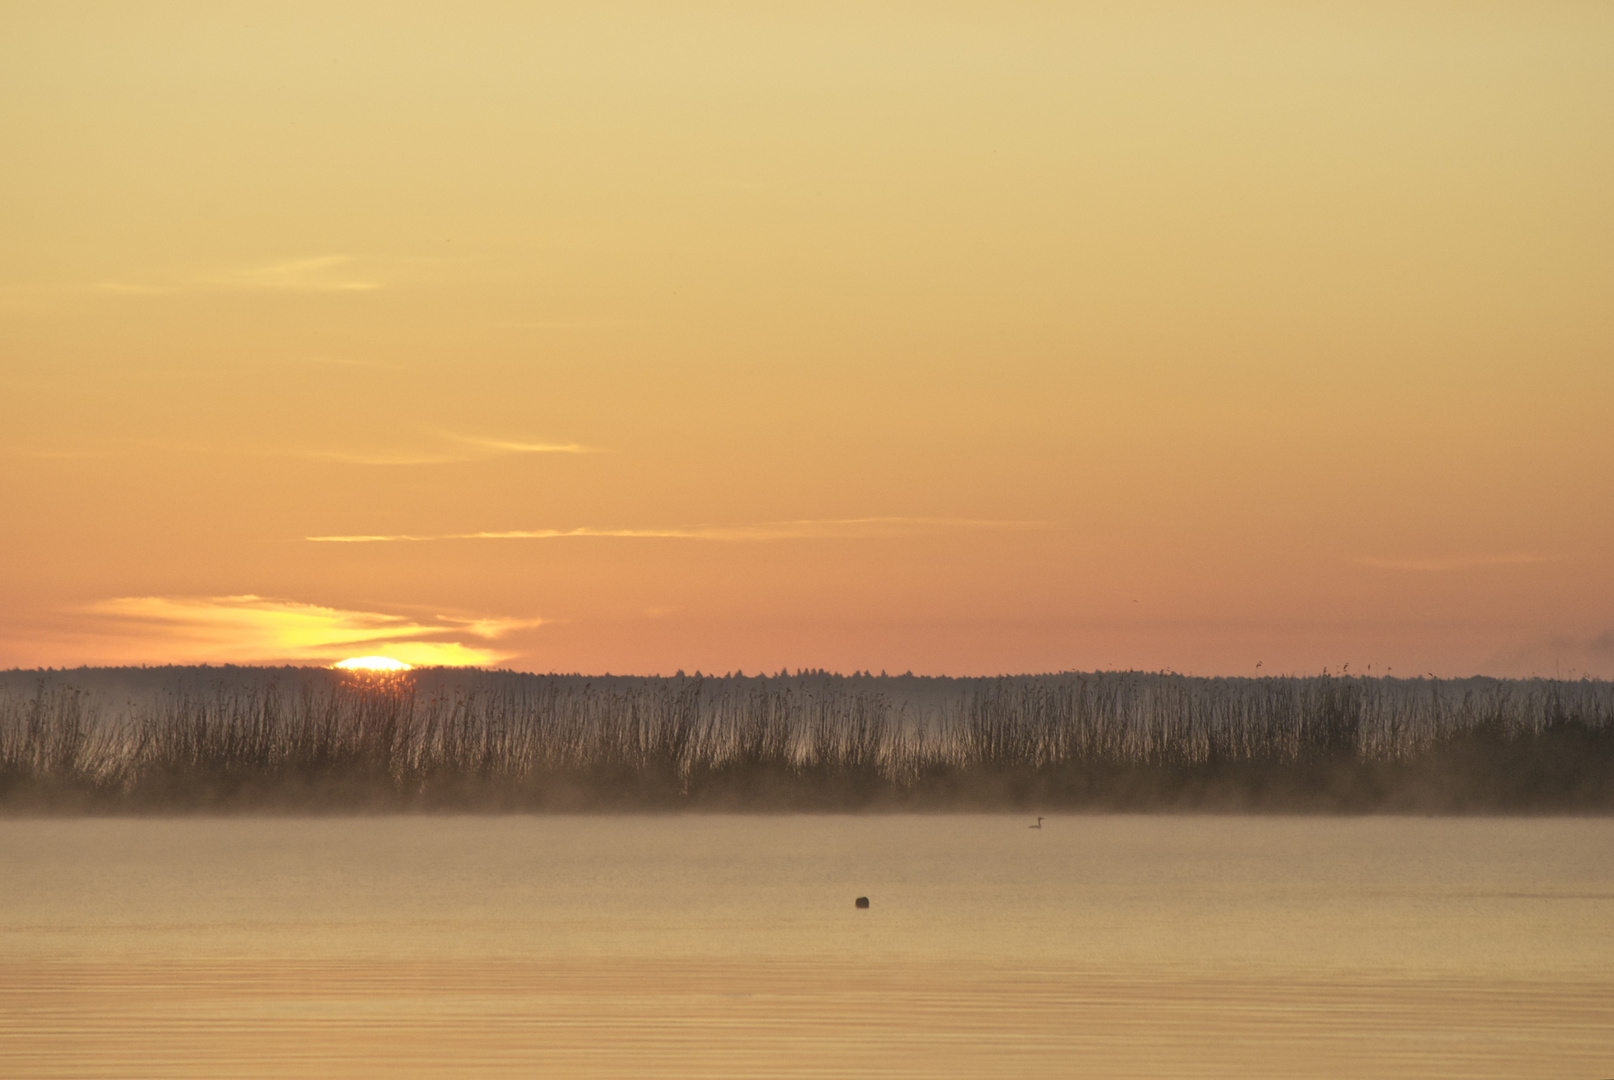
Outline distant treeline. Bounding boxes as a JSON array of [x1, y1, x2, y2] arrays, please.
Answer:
[[1, 667, 1612, 812]]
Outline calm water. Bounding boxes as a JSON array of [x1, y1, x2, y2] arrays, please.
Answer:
[[1, 816, 1611, 1078]]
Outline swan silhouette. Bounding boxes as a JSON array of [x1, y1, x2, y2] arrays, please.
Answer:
[[1029, 816, 1043, 829]]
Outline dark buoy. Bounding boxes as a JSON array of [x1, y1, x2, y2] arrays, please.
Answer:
[[855, 896, 870, 909]]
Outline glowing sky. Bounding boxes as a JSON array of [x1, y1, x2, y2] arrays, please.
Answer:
[[2, 2, 1611, 676]]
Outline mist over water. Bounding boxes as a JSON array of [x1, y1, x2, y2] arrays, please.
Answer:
[[2, 815, 1611, 1078]]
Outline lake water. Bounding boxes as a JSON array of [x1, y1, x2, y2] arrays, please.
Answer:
[[1, 816, 1611, 1078]]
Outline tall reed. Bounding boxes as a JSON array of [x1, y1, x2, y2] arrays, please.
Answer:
[[1, 670, 1610, 811]]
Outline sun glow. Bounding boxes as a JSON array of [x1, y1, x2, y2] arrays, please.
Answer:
[[74, 596, 520, 667], [333, 656, 413, 672]]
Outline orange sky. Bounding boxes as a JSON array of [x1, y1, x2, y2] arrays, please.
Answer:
[[2, 2, 1611, 677]]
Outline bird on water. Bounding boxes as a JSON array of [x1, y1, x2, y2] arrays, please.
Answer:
[[1030, 817, 1043, 829]]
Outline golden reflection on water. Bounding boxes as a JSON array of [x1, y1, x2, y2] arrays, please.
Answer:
[[1, 817, 1611, 1079]]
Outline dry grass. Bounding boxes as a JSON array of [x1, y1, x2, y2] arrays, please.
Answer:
[[2, 669, 1611, 812]]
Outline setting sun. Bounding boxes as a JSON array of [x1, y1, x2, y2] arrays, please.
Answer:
[[332, 656, 412, 673]]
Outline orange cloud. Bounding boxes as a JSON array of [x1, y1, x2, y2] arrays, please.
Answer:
[[83, 596, 535, 666], [94, 255, 381, 296], [306, 518, 1046, 543], [290, 432, 594, 466], [1353, 554, 1557, 572]]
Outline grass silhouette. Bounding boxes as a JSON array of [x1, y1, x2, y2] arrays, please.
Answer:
[[2, 668, 1610, 812]]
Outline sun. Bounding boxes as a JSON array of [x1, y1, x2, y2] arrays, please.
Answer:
[[332, 656, 413, 672]]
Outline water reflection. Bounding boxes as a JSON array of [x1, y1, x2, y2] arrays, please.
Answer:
[[2, 816, 1610, 1078]]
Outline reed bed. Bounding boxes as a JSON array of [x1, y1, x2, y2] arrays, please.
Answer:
[[2, 669, 1611, 812]]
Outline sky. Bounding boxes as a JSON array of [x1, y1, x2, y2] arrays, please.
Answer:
[[2, 1, 1611, 677]]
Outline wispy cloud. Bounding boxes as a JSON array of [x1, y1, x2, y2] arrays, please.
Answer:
[[307, 517, 1045, 544], [19, 447, 127, 460], [9, 430, 593, 467], [214, 255, 380, 292], [84, 595, 540, 667], [1353, 554, 1557, 572], [92, 281, 184, 296], [287, 432, 595, 465], [303, 355, 397, 370], [492, 319, 614, 330], [94, 255, 382, 296], [445, 434, 595, 455], [293, 449, 482, 466]]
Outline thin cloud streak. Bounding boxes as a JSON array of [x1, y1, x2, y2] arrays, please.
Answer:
[[307, 518, 1047, 543], [294, 450, 479, 466], [18, 448, 126, 460], [1354, 554, 1557, 572], [91, 282, 184, 296], [215, 255, 380, 292], [10, 438, 591, 468], [492, 319, 616, 330], [291, 433, 595, 465], [93, 255, 382, 296], [304, 355, 398, 370], [445, 434, 596, 455]]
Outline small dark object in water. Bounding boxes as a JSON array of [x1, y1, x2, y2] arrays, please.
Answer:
[[855, 896, 870, 909]]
